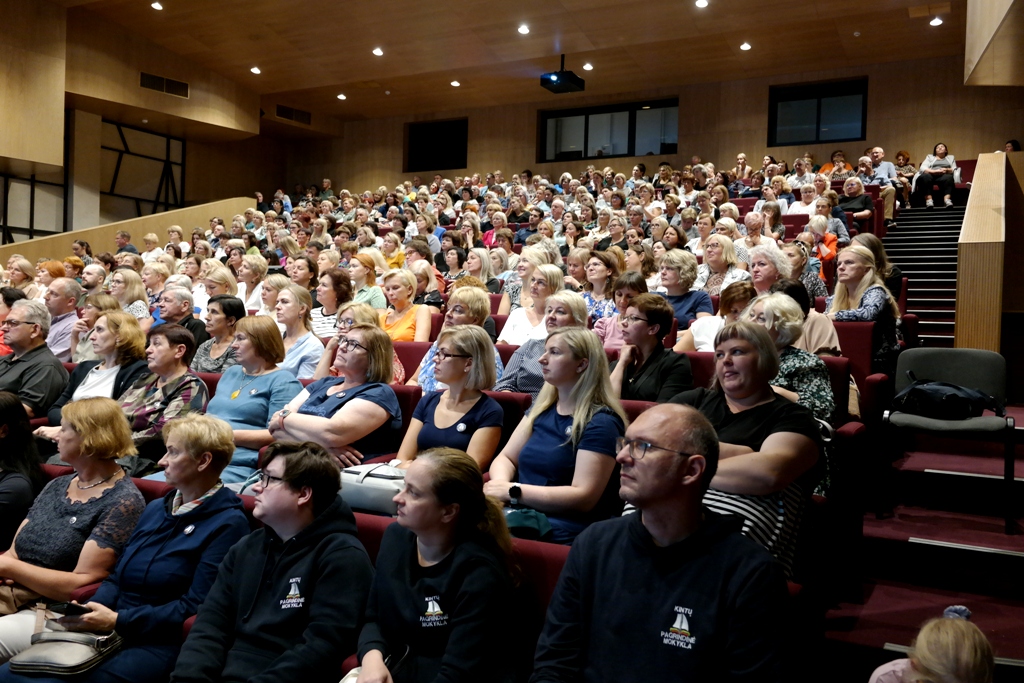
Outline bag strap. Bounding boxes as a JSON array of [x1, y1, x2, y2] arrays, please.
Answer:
[[29, 631, 119, 649], [356, 464, 389, 484]]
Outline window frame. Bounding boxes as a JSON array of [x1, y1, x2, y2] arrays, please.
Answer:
[[767, 77, 868, 147], [536, 98, 679, 164]]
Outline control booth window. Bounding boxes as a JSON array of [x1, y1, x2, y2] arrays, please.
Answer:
[[538, 99, 678, 163], [767, 78, 868, 147]]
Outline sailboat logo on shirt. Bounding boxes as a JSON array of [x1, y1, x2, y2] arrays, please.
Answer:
[[280, 577, 305, 609], [661, 606, 696, 649], [420, 596, 448, 627]]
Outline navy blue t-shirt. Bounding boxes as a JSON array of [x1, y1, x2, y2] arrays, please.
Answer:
[[517, 406, 625, 544], [413, 391, 504, 453], [298, 379, 402, 458], [661, 291, 714, 329]]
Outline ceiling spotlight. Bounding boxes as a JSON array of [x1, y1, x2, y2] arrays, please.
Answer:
[[695, 0, 708, 7], [151, 2, 163, 9], [337, 94, 346, 100], [451, 80, 460, 87], [582, 63, 593, 71], [740, 42, 751, 50], [518, 24, 529, 34], [250, 66, 261, 74], [372, 47, 383, 56], [930, 16, 943, 26]]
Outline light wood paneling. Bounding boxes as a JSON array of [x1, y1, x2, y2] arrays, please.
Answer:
[[0, 198, 253, 265]]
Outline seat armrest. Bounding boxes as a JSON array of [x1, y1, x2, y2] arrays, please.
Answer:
[[71, 582, 101, 603], [859, 373, 894, 427]]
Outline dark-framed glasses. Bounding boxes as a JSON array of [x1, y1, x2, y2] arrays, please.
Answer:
[[616, 436, 694, 461], [436, 349, 471, 362], [256, 470, 287, 488], [338, 337, 368, 352]]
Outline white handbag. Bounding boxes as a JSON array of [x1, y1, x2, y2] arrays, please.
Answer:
[[340, 463, 406, 515]]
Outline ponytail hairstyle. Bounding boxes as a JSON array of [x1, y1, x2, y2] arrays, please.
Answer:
[[418, 448, 519, 583]]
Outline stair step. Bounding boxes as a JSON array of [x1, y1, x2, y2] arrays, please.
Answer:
[[907, 309, 956, 319], [908, 299, 956, 308], [918, 320, 955, 329], [885, 246, 958, 254]]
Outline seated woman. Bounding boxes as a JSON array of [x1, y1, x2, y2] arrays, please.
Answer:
[[119, 324, 209, 453], [270, 323, 402, 467], [191, 295, 243, 374], [745, 293, 836, 424], [381, 232, 405, 271], [38, 311, 149, 437], [853, 232, 903, 302], [205, 316, 303, 484], [287, 255, 319, 303], [237, 254, 268, 314], [838, 177, 874, 233], [379, 269, 432, 343], [683, 212, 714, 256], [498, 245, 545, 314], [357, 449, 515, 683], [609, 293, 693, 402], [659, 248, 712, 329], [465, 247, 501, 294], [750, 244, 792, 295], [692, 234, 751, 296], [787, 184, 818, 216], [0, 398, 145, 662], [781, 241, 827, 301], [276, 284, 324, 379], [805, 215, 838, 282], [498, 264, 563, 346], [0, 414, 251, 683], [257, 273, 290, 319], [69, 294, 121, 363], [757, 199, 786, 241], [581, 251, 621, 324], [311, 267, 353, 338], [494, 290, 587, 398], [141, 262, 169, 310], [396, 326, 503, 470], [669, 322, 821, 577], [770, 279, 841, 357], [315, 302, 406, 384], [408, 260, 443, 312], [0, 394, 44, 550], [912, 143, 957, 208], [349, 254, 387, 309], [486, 328, 626, 544], [826, 245, 901, 375], [109, 269, 154, 333], [673, 281, 756, 354], [593, 272, 647, 351], [624, 243, 659, 292]]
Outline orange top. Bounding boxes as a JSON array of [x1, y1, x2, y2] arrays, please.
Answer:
[[379, 305, 421, 342]]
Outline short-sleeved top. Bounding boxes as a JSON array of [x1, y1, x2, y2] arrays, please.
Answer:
[[380, 305, 423, 342], [581, 291, 617, 324], [413, 391, 504, 453], [353, 284, 387, 310], [417, 342, 504, 394], [279, 331, 324, 379], [668, 387, 821, 576], [661, 291, 714, 329], [207, 366, 304, 483], [190, 339, 238, 374], [517, 406, 626, 544], [310, 307, 339, 339], [14, 474, 145, 572], [123, 300, 150, 321], [298, 379, 403, 457], [497, 307, 546, 345]]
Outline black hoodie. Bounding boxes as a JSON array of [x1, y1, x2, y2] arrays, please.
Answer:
[[170, 496, 374, 683]]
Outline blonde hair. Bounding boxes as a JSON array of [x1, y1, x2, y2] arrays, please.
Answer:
[[533, 264, 566, 297], [338, 301, 382, 327], [829, 245, 900, 319], [242, 254, 269, 281], [62, 397, 137, 460], [204, 263, 239, 296], [408, 260, 438, 294], [142, 262, 170, 282], [660, 248, 699, 289], [437, 325, 496, 390], [544, 290, 589, 326], [279, 283, 314, 331], [263, 273, 291, 294], [705, 234, 739, 268], [489, 248, 509, 274], [113, 269, 148, 306], [382, 269, 417, 299], [745, 293, 804, 348], [467, 247, 494, 282], [906, 617, 994, 683], [529, 328, 627, 445], [447, 286, 490, 325], [162, 413, 235, 473], [98, 311, 147, 366]]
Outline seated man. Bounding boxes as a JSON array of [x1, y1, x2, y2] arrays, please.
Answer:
[[170, 441, 374, 683], [531, 404, 788, 682], [0, 299, 68, 418], [157, 287, 210, 346], [43, 277, 82, 362]]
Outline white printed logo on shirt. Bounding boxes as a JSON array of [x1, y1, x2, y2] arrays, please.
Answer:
[[661, 606, 697, 649], [280, 577, 305, 609], [420, 596, 447, 628]]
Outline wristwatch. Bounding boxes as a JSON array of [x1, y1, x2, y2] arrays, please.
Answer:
[[509, 485, 522, 508], [279, 409, 291, 422]]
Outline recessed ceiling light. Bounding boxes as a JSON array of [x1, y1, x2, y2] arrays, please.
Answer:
[[740, 42, 751, 50], [853, 31, 861, 37], [250, 66, 261, 74], [337, 94, 346, 100], [695, 0, 708, 7], [582, 63, 593, 71], [930, 16, 943, 26], [142, 119, 148, 124], [372, 47, 383, 56], [451, 81, 460, 87], [151, 2, 163, 9], [642, 106, 650, 110], [518, 24, 529, 34]]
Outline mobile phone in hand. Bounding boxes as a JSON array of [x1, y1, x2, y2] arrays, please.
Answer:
[[49, 602, 91, 616]]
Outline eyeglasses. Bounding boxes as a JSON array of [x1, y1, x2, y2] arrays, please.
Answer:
[[256, 470, 287, 488], [0, 319, 34, 329], [436, 349, 471, 362], [616, 437, 694, 461], [336, 317, 356, 329], [620, 315, 649, 326], [337, 337, 368, 352]]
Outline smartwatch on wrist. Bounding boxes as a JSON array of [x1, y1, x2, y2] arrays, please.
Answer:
[[509, 485, 523, 508]]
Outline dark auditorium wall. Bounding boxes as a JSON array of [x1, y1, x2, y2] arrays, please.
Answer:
[[187, 136, 289, 207], [285, 54, 1024, 191]]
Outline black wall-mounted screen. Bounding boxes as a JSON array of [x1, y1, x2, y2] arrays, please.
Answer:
[[405, 119, 468, 173]]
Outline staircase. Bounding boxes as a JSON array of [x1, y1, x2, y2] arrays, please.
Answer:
[[882, 206, 964, 348]]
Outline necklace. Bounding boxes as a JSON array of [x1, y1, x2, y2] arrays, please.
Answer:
[[77, 471, 119, 490], [231, 370, 264, 399]]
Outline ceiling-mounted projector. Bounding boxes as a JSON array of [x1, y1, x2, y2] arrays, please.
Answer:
[[541, 54, 585, 94]]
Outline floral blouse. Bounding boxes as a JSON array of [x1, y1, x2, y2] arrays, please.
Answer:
[[582, 291, 617, 324], [773, 346, 835, 424]]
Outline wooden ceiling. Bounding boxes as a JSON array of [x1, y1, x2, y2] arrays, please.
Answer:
[[61, 0, 968, 128]]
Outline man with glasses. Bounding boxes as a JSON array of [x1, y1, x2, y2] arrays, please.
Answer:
[[531, 404, 788, 682], [170, 441, 374, 683], [0, 299, 69, 418]]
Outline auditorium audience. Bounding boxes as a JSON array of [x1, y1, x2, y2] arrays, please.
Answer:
[[609, 293, 692, 402], [0, 397, 145, 662], [499, 263, 563, 345], [156, 288, 209, 347], [658, 249, 712, 329], [593, 272, 647, 351], [691, 234, 751, 295], [853, 232, 903, 302], [190, 295, 243, 374], [310, 267, 353, 338], [486, 328, 626, 544], [781, 241, 827, 300], [68, 293, 120, 363], [357, 448, 514, 683], [169, 441, 373, 683], [0, 300, 69, 418], [531, 404, 788, 681], [270, 323, 402, 466], [913, 143, 958, 208], [379, 269, 432, 342], [771, 279, 841, 357], [276, 284, 323, 379], [349, 253, 387, 309], [315, 301, 406, 384]]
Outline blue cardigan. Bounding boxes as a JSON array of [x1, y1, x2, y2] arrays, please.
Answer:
[[91, 486, 250, 645]]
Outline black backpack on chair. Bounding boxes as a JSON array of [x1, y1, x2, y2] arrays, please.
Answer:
[[891, 371, 1005, 421]]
